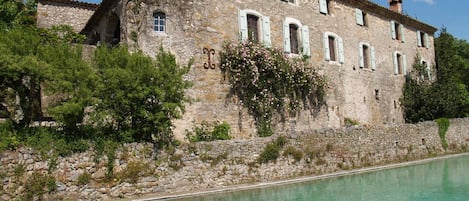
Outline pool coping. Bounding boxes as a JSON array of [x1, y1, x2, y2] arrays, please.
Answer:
[[133, 152, 469, 201]]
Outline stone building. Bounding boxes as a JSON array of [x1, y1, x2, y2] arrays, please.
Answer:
[[37, 0, 99, 32], [38, 0, 437, 140]]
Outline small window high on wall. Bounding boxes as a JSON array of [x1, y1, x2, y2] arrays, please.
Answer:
[[153, 12, 166, 32], [417, 31, 429, 48], [391, 20, 405, 43]]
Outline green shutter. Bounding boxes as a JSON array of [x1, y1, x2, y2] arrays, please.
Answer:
[[390, 21, 396, 39], [301, 26, 311, 57], [371, 46, 376, 71], [424, 33, 429, 48], [400, 24, 405, 43], [319, 0, 328, 14], [403, 55, 407, 75], [238, 10, 248, 41], [417, 31, 422, 47], [324, 33, 330, 61], [356, 9, 364, 26], [262, 16, 272, 48], [358, 43, 364, 68], [338, 37, 345, 64], [283, 21, 291, 53]]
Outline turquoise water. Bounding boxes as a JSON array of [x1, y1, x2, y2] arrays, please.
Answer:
[[170, 155, 469, 201]]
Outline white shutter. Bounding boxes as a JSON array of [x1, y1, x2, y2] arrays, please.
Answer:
[[283, 21, 291, 53], [390, 21, 396, 39], [262, 16, 272, 48], [324, 33, 330, 61], [301, 26, 311, 57], [417, 31, 422, 47], [358, 43, 364, 68], [238, 10, 248, 41], [400, 24, 405, 43], [319, 0, 328, 14], [355, 9, 364, 26], [371, 46, 376, 71], [403, 55, 407, 75], [393, 52, 398, 75], [338, 37, 345, 64], [424, 33, 429, 48]]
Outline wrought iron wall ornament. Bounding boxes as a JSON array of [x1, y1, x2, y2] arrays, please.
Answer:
[[203, 47, 216, 69]]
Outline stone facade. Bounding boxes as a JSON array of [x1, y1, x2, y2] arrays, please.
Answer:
[[1, 118, 468, 200], [37, 0, 98, 32], [36, 0, 437, 140], [78, 0, 437, 140]]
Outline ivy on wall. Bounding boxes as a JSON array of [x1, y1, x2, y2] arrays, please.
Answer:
[[220, 41, 327, 136]]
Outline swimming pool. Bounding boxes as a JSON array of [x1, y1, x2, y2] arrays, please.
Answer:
[[161, 154, 469, 201]]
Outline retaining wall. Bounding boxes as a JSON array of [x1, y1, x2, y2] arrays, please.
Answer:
[[1, 118, 469, 200]]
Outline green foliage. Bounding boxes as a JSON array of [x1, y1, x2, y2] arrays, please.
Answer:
[[220, 41, 327, 136], [436, 118, 450, 149], [186, 121, 231, 142], [91, 46, 192, 144], [0, 0, 36, 29], [118, 161, 150, 184], [283, 146, 303, 162], [344, 118, 359, 127], [22, 172, 56, 201], [0, 120, 20, 151], [77, 171, 92, 186], [258, 137, 288, 164], [402, 29, 469, 123]]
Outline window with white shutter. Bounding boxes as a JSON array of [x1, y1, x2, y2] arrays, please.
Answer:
[[324, 32, 344, 64], [238, 9, 271, 47]]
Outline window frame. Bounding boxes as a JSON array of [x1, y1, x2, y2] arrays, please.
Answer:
[[239, 9, 272, 47], [324, 32, 344, 64], [355, 8, 367, 27], [153, 11, 166, 33], [283, 17, 310, 57], [417, 30, 429, 48], [391, 20, 405, 43], [319, 0, 331, 15], [359, 42, 376, 70], [393, 51, 407, 75]]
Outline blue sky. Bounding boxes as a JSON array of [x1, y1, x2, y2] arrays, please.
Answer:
[[80, 0, 468, 41]]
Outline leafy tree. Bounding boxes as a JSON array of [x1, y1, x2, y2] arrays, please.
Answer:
[[402, 29, 469, 123], [91, 46, 192, 144], [0, 0, 36, 29]]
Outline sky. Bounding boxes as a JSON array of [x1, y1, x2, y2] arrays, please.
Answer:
[[80, 0, 469, 41]]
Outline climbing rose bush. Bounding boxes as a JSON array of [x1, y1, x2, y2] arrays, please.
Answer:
[[220, 41, 327, 136]]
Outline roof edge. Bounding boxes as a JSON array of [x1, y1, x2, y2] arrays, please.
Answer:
[[39, 0, 100, 11], [340, 0, 438, 34]]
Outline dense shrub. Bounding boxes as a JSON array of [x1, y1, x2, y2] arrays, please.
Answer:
[[186, 121, 231, 142], [220, 41, 327, 136]]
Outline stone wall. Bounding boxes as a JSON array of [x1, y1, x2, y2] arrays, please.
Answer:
[[37, 0, 98, 32], [1, 118, 468, 200], [84, 0, 436, 140]]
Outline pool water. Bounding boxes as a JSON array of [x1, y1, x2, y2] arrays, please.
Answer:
[[170, 155, 469, 201]]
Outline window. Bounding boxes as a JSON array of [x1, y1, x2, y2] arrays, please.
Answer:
[[319, 0, 331, 14], [239, 9, 272, 47], [359, 42, 376, 70], [421, 60, 432, 80], [283, 18, 310, 56], [417, 31, 429, 48], [323, 32, 344, 63], [247, 14, 259, 42], [393, 51, 407, 75], [355, 9, 367, 27], [153, 12, 166, 32], [391, 21, 405, 42], [281, 0, 295, 3], [289, 24, 299, 54]]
